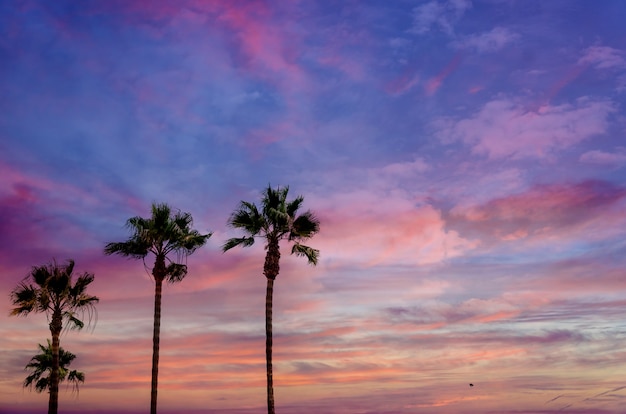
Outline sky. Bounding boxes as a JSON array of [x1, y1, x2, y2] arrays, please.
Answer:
[[1, 0, 626, 413]]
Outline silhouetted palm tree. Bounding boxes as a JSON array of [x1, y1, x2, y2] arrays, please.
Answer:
[[10, 259, 98, 414], [223, 185, 320, 414], [24, 339, 85, 394], [104, 202, 211, 414]]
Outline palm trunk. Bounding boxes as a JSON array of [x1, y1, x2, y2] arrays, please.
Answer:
[[266, 277, 275, 414], [48, 310, 62, 414], [263, 240, 280, 414], [151, 255, 166, 414]]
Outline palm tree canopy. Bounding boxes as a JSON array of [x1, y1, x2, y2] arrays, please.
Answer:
[[223, 185, 320, 265], [10, 260, 99, 330], [104, 202, 212, 282], [24, 339, 85, 393]]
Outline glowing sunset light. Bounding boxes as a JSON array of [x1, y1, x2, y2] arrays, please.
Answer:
[[1, 1, 626, 413]]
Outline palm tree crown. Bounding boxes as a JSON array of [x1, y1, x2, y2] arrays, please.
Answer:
[[24, 340, 85, 394], [10, 259, 98, 327], [223, 185, 320, 275], [104, 202, 211, 282]]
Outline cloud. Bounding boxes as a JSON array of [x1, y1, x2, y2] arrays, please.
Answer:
[[424, 53, 463, 95], [578, 45, 626, 93], [618, 74, 626, 93], [579, 45, 626, 70], [386, 297, 521, 327], [452, 27, 520, 53], [435, 97, 616, 159], [410, 0, 472, 36], [312, 189, 477, 268], [580, 148, 626, 166], [216, 2, 308, 88], [385, 65, 421, 95], [447, 180, 626, 243]]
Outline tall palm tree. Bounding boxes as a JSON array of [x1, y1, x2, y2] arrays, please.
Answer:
[[10, 259, 99, 414], [24, 339, 85, 394], [104, 202, 211, 414], [223, 185, 320, 414]]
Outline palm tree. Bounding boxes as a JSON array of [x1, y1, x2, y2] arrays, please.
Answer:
[[24, 339, 85, 394], [10, 259, 99, 414], [104, 202, 211, 414], [223, 185, 320, 414]]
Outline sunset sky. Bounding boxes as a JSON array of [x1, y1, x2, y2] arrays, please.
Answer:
[[1, 1, 626, 413]]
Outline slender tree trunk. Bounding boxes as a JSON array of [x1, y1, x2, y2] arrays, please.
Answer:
[[263, 240, 280, 414], [151, 255, 166, 414], [265, 277, 275, 414], [48, 310, 62, 414]]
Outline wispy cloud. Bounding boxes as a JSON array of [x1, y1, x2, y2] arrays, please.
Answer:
[[410, 0, 472, 36], [580, 148, 626, 166], [447, 180, 626, 243], [435, 97, 616, 159], [579, 45, 626, 70], [452, 26, 520, 53]]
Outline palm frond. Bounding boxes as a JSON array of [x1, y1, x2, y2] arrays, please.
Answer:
[[177, 230, 212, 253], [31, 264, 52, 287], [228, 202, 264, 234], [104, 240, 149, 258], [24, 341, 82, 394], [262, 185, 283, 213], [70, 273, 95, 297], [10, 282, 38, 316], [291, 243, 320, 265], [286, 195, 304, 217], [222, 236, 256, 251], [67, 370, 84, 383], [67, 369, 85, 393], [63, 311, 85, 330], [34, 376, 50, 393], [262, 186, 290, 228], [165, 263, 188, 283], [151, 203, 172, 231], [290, 211, 320, 240], [266, 207, 290, 230]]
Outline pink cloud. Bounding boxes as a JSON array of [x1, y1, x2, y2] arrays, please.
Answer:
[[215, 2, 309, 91], [460, 180, 623, 223], [425, 53, 463, 95], [449, 180, 626, 243], [579, 45, 626, 70], [385, 64, 421, 95], [313, 191, 477, 267], [516, 259, 626, 297], [436, 97, 616, 159], [580, 148, 626, 166]]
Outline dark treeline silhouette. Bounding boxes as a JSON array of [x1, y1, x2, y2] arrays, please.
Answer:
[[9, 185, 319, 414]]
